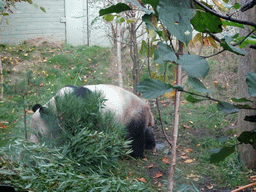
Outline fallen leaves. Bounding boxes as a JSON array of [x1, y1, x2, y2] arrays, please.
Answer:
[[154, 171, 163, 178], [186, 173, 200, 181], [146, 163, 154, 169], [180, 148, 194, 163], [137, 177, 147, 183], [162, 157, 170, 164], [0, 121, 9, 128]]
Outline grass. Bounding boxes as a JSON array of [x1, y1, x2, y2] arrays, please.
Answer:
[[0, 41, 255, 191]]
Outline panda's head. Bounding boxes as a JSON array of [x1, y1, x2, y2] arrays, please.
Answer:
[[30, 85, 92, 143]]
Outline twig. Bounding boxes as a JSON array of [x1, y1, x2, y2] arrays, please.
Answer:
[[201, 49, 225, 59], [146, 39, 172, 146], [155, 97, 173, 146], [231, 182, 256, 192], [234, 28, 256, 46]]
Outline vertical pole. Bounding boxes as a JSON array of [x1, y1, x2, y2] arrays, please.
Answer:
[[86, 0, 89, 46]]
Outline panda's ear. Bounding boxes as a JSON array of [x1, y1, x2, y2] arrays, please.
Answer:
[[32, 104, 43, 113], [39, 106, 51, 116]]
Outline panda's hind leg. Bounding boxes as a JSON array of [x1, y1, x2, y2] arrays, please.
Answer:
[[126, 118, 146, 158], [145, 128, 156, 150]]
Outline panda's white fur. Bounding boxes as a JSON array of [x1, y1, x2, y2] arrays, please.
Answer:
[[30, 84, 155, 158]]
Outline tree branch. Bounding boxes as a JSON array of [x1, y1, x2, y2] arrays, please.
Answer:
[[193, 0, 256, 28]]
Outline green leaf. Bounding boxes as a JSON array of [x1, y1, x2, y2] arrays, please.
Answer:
[[27, 0, 33, 4], [234, 104, 252, 109], [187, 76, 213, 93], [217, 101, 240, 114], [99, 3, 131, 16], [126, 0, 153, 14], [246, 72, 256, 97], [116, 17, 125, 23], [40, 7, 46, 13], [237, 131, 256, 149], [139, 40, 148, 56], [186, 95, 207, 103], [191, 3, 222, 33], [142, 13, 155, 30], [237, 36, 256, 48], [244, 115, 256, 122], [154, 42, 177, 64], [220, 36, 247, 56], [142, 0, 159, 11], [139, 40, 154, 57], [158, 0, 195, 44], [103, 14, 115, 22], [231, 97, 253, 103], [177, 54, 209, 78], [222, 20, 244, 28], [209, 146, 235, 163], [5, 18, 9, 25], [136, 79, 172, 99], [233, 3, 241, 10]]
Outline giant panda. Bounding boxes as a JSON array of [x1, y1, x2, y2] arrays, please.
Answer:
[[30, 84, 155, 158]]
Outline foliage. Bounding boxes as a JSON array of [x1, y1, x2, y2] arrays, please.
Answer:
[[0, 140, 149, 191]]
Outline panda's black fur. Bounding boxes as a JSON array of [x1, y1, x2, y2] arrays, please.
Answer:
[[30, 84, 155, 158]]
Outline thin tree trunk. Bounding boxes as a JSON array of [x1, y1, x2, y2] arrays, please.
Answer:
[[86, 0, 89, 46], [117, 23, 123, 88], [167, 41, 183, 191], [0, 55, 3, 100], [129, 22, 140, 95], [237, 0, 256, 169]]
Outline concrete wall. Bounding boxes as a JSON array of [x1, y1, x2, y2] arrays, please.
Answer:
[[0, 0, 65, 45]]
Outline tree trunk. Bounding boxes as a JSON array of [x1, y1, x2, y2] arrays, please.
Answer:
[[129, 22, 140, 95], [238, 0, 256, 169], [116, 23, 123, 88], [0, 55, 3, 100]]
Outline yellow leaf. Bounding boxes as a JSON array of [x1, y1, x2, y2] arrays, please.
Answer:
[[208, 36, 218, 48], [137, 177, 147, 183], [192, 33, 203, 44], [212, 0, 228, 11], [154, 171, 163, 178], [146, 163, 154, 169], [148, 29, 157, 38], [26, 110, 34, 114], [184, 148, 192, 153], [162, 157, 170, 164], [164, 90, 175, 99], [184, 159, 193, 163]]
